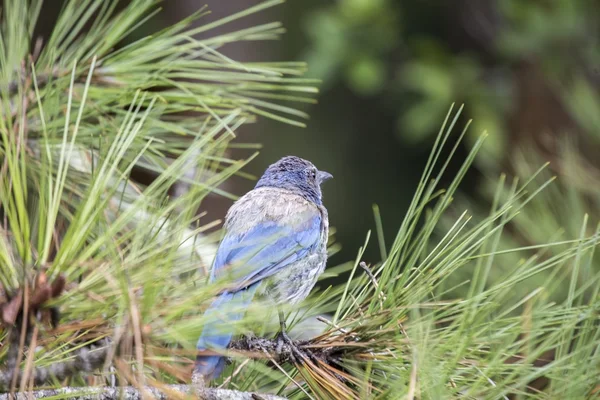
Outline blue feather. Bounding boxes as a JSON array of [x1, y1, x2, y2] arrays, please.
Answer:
[[195, 212, 322, 378], [212, 214, 321, 288], [195, 283, 259, 379]]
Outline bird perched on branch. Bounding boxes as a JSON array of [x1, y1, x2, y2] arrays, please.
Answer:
[[195, 156, 332, 379]]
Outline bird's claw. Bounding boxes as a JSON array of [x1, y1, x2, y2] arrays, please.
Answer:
[[275, 331, 318, 365]]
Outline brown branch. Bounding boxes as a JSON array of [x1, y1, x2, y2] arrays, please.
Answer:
[[228, 335, 348, 368], [0, 385, 287, 400]]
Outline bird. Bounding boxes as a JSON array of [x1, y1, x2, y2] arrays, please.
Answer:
[[194, 156, 332, 380]]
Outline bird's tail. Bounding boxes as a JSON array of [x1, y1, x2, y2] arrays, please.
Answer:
[[195, 284, 259, 379]]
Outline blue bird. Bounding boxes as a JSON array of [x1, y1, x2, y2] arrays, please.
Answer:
[[195, 156, 332, 379]]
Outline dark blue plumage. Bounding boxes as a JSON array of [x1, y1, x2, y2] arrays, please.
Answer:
[[195, 156, 332, 379]]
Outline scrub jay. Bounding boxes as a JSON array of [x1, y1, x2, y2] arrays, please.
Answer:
[[194, 156, 332, 379]]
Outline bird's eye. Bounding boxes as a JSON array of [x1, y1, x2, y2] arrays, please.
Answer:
[[310, 170, 317, 179]]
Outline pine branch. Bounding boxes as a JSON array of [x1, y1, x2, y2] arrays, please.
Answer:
[[0, 385, 287, 400], [229, 335, 347, 367], [0, 339, 110, 390]]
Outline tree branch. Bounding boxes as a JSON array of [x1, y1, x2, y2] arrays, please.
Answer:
[[229, 335, 345, 367], [0, 339, 109, 390], [0, 385, 287, 400]]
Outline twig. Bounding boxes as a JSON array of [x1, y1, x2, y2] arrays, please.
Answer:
[[316, 316, 349, 335], [473, 366, 509, 400], [359, 262, 387, 310], [218, 359, 250, 388], [406, 353, 418, 400], [19, 323, 39, 393], [10, 283, 30, 394], [0, 385, 287, 400]]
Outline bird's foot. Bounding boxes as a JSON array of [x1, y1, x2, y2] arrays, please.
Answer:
[[275, 331, 317, 365]]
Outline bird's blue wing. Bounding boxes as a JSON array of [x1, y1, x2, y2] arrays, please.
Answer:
[[210, 211, 322, 291]]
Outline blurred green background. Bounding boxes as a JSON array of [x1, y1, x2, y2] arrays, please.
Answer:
[[156, 0, 600, 266]]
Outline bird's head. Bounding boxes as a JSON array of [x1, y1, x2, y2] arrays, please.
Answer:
[[255, 156, 333, 205]]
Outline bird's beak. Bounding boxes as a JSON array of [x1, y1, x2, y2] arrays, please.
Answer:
[[317, 170, 333, 184]]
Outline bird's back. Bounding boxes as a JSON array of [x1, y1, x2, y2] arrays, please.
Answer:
[[223, 187, 329, 304]]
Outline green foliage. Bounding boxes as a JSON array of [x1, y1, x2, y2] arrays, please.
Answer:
[[398, 43, 507, 163], [0, 0, 317, 281], [301, 0, 600, 167], [246, 106, 600, 399], [303, 0, 398, 95], [302, 107, 600, 399], [0, 0, 318, 391], [498, 0, 596, 58]]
